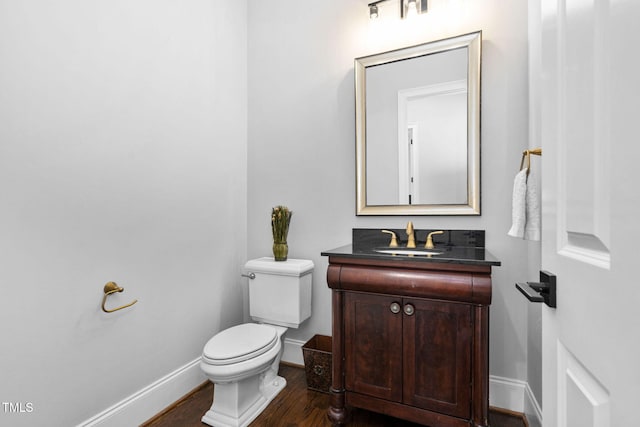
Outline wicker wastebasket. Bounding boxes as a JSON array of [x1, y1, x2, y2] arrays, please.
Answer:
[[301, 335, 332, 393]]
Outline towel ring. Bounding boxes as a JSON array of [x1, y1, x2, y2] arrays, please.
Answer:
[[102, 282, 138, 313]]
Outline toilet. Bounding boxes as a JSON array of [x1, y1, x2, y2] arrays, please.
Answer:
[[200, 257, 314, 427]]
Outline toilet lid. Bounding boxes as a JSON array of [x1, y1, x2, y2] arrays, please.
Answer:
[[202, 323, 278, 366]]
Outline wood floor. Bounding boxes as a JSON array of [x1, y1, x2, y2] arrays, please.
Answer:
[[142, 364, 528, 427]]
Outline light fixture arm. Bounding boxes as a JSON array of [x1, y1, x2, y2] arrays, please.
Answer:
[[368, 0, 389, 7]]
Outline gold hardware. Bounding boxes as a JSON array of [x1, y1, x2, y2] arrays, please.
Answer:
[[425, 230, 444, 249], [381, 230, 399, 247], [102, 282, 138, 313], [405, 221, 416, 248], [519, 148, 542, 176]]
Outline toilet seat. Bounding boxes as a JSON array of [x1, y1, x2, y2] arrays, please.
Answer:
[[202, 323, 278, 366]]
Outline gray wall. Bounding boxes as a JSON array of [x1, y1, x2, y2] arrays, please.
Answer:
[[0, 1, 248, 425], [248, 0, 533, 384]]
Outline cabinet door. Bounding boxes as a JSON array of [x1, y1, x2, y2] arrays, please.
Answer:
[[403, 299, 472, 418], [344, 292, 403, 401]]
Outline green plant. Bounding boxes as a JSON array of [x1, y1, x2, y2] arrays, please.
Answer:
[[271, 205, 292, 243]]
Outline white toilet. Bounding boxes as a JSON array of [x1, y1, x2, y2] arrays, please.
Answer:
[[200, 257, 314, 427]]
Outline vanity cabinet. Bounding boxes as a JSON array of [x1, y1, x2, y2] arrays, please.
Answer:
[[324, 254, 496, 427], [345, 292, 472, 419]]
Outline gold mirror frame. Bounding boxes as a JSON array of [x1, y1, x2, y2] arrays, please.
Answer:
[[355, 31, 482, 216]]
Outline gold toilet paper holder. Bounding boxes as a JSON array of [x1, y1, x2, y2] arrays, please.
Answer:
[[102, 281, 138, 313]]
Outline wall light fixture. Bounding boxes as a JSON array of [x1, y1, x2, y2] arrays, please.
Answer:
[[369, 3, 379, 19], [402, 0, 428, 18], [368, 0, 428, 20]]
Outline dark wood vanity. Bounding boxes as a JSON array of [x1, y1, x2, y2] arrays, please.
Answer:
[[322, 230, 500, 427]]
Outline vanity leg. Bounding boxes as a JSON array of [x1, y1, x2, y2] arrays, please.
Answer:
[[327, 287, 348, 425], [472, 305, 490, 427], [328, 389, 347, 425]]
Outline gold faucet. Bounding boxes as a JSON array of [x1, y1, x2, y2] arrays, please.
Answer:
[[406, 221, 416, 248], [425, 230, 444, 249], [381, 230, 399, 247]]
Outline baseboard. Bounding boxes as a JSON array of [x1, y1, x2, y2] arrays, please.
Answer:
[[523, 382, 543, 427], [77, 357, 204, 427], [489, 375, 542, 427], [281, 337, 305, 366], [489, 375, 526, 412]]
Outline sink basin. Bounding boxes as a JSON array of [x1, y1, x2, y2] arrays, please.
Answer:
[[374, 248, 443, 257]]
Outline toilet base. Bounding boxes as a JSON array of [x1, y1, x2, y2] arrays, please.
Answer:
[[201, 372, 287, 427]]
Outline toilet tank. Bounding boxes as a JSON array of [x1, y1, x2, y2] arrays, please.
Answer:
[[244, 257, 314, 328]]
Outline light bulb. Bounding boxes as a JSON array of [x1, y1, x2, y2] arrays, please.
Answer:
[[406, 0, 418, 18], [369, 4, 379, 19]]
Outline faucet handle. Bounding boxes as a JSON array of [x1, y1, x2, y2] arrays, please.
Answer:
[[381, 230, 398, 247], [425, 230, 444, 249]]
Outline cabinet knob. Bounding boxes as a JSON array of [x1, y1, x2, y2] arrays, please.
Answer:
[[390, 302, 401, 314], [403, 304, 415, 316]]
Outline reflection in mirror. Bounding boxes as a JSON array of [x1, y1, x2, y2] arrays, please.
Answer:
[[356, 31, 481, 215]]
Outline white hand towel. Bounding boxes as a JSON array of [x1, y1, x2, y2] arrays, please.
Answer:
[[524, 170, 540, 240], [508, 169, 528, 239], [508, 169, 541, 241]]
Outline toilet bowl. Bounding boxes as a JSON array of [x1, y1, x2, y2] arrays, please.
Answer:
[[200, 257, 314, 427], [200, 323, 288, 427]]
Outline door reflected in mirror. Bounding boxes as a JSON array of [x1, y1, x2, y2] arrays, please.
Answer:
[[356, 31, 481, 215]]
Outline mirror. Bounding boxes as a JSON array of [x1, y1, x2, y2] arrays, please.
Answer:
[[355, 31, 481, 215]]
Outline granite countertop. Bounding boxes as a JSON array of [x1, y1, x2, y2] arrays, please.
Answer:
[[321, 229, 501, 267]]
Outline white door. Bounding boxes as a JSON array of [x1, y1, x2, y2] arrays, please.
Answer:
[[535, 0, 640, 426]]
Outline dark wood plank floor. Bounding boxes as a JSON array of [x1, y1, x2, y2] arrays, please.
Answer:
[[142, 364, 528, 427]]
